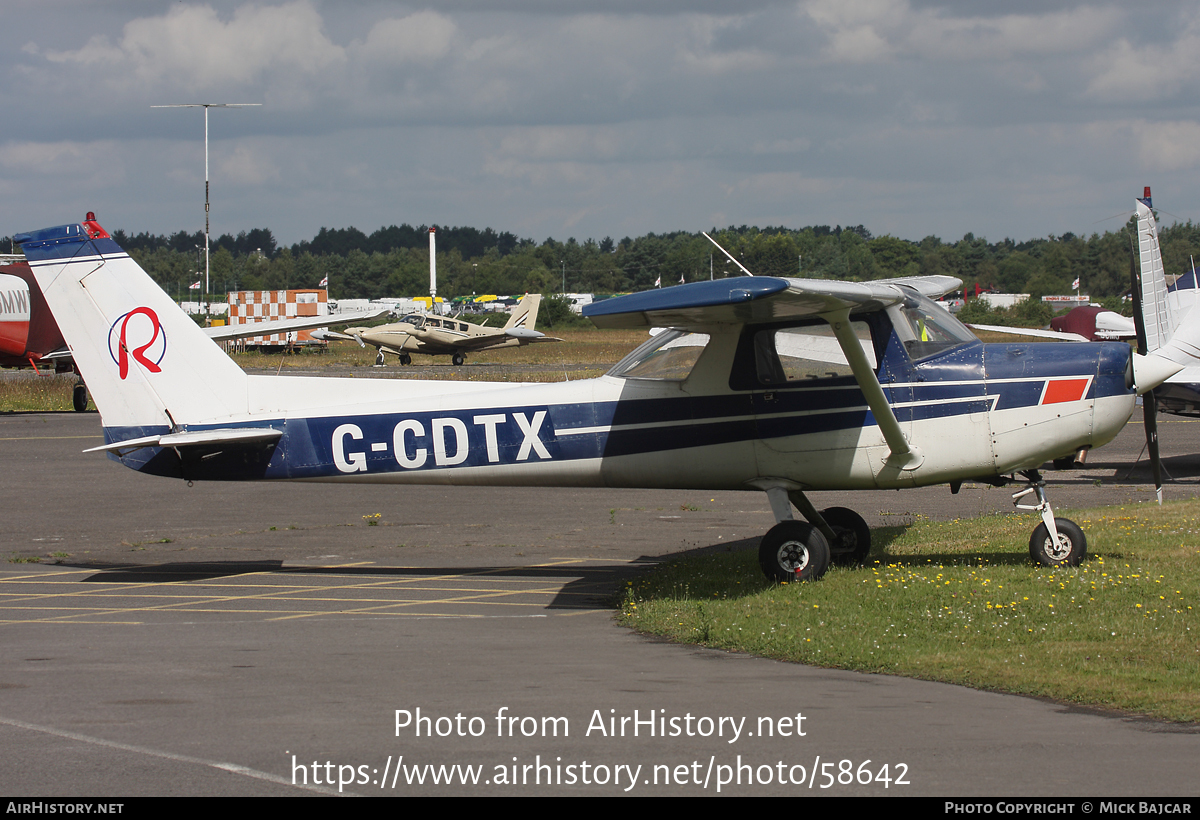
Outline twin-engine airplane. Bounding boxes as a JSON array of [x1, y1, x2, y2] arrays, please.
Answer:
[[15, 213, 1200, 582], [326, 293, 560, 366]]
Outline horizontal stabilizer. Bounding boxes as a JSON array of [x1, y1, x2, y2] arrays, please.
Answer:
[[85, 427, 282, 454], [504, 327, 545, 340]]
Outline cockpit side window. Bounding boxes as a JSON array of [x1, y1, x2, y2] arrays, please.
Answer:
[[608, 330, 711, 381], [890, 292, 977, 361]]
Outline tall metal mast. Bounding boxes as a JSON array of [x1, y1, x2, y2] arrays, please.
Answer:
[[152, 103, 261, 321]]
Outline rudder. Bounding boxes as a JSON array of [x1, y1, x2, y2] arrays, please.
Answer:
[[15, 216, 248, 431]]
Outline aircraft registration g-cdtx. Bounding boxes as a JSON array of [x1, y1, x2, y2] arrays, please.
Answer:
[[15, 213, 1200, 582]]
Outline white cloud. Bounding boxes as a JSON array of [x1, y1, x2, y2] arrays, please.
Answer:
[[800, 0, 1120, 64], [1086, 26, 1200, 101], [905, 7, 1120, 61], [0, 141, 89, 173], [43, 2, 345, 92], [217, 143, 281, 185], [356, 11, 458, 66], [1133, 121, 1200, 172]]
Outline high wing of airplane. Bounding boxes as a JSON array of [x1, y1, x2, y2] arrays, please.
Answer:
[[15, 214, 1199, 582], [327, 294, 562, 366]]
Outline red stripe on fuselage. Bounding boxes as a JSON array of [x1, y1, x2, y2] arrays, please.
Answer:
[[1041, 378, 1090, 405]]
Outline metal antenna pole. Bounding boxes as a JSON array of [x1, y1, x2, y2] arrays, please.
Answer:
[[152, 102, 261, 323]]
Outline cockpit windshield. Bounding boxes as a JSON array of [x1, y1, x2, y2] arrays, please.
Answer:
[[890, 291, 977, 360], [401, 315, 425, 328], [608, 330, 711, 381]]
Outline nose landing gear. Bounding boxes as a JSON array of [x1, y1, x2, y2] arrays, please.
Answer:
[[1013, 469, 1086, 567]]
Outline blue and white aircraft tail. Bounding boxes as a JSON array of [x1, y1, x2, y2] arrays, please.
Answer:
[[15, 213, 1199, 580]]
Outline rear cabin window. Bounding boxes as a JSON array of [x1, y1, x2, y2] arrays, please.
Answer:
[[753, 322, 875, 385], [609, 330, 711, 381]]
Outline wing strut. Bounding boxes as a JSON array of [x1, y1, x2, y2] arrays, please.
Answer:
[[824, 308, 923, 470]]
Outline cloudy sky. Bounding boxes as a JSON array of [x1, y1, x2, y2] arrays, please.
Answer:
[[4, 1, 1200, 247]]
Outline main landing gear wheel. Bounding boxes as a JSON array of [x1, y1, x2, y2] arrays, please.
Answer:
[[452, 352, 465, 366], [821, 506, 871, 566], [72, 383, 88, 413], [758, 521, 830, 583], [1029, 518, 1086, 567], [374, 350, 386, 367], [399, 353, 411, 366]]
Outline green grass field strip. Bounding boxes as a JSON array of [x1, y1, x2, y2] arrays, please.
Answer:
[[618, 502, 1200, 723]]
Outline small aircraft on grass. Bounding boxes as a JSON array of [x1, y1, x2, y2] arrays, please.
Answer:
[[323, 294, 561, 366], [15, 212, 1200, 582]]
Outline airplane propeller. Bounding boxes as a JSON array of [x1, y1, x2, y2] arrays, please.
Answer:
[[1131, 240, 1165, 505]]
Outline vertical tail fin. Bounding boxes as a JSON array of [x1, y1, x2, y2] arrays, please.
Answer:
[[1136, 199, 1175, 353], [503, 293, 542, 331], [15, 217, 248, 431]]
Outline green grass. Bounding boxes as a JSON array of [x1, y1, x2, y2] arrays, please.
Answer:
[[0, 374, 92, 412], [618, 501, 1200, 723], [226, 328, 647, 373]]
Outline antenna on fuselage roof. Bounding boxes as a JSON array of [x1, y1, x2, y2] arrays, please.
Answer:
[[701, 231, 754, 277]]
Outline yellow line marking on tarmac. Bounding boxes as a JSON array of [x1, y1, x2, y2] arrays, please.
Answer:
[[1, 577, 572, 622], [0, 558, 614, 623]]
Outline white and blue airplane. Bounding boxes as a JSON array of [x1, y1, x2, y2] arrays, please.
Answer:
[[14, 214, 1200, 582]]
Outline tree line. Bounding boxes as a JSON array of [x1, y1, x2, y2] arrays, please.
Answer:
[[8, 216, 1200, 304]]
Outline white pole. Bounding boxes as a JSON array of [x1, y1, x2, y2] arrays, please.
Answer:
[[429, 226, 437, 312], [204, 106, 210, 320], [151, 102, 261, 324]]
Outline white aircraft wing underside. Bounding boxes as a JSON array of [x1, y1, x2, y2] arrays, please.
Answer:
[[584, 275, 962, 330]]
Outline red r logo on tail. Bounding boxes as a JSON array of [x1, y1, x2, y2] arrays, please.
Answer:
[[108, 308, 167, 379]]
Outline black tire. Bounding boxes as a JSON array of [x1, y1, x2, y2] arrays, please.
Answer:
[[374, 350, 386, 366], [1029, 518, 1086, 567], [452, 352, 465, 366], [72, 383, 88, 413], [399, 353, 411, 366], [821, 506, 871, 566], [758, 521, 830, 583]]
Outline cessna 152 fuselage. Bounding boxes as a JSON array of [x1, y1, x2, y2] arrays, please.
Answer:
[[16, 215, 1196, 582]]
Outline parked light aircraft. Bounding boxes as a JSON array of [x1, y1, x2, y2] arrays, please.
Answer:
[[15, 214, 1200, 581], [326, 294, 560, 366]]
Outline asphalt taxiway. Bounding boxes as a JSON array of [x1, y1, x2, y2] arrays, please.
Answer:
[[1, 411, 1197, 796]]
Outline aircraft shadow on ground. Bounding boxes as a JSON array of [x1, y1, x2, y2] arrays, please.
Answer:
[[63, 559, 652, 610], [1050, 453, 1200, 484], [55, 504, 1117, 613], [624, 527, 1069, 606]]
